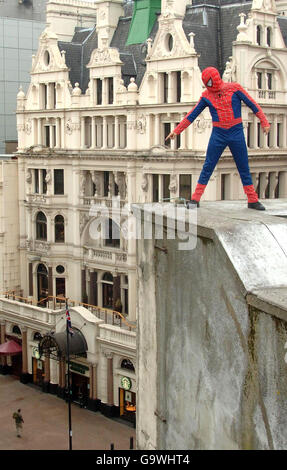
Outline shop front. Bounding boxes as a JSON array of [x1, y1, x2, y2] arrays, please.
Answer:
[[32, 346, 45, 387], [70, 361, 90, 408], [119, 376, 136, 425], [0, 338, 22, 377]]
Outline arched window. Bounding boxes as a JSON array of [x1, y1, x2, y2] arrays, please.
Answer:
[[33, 332, 42, 341], [12, 325, 21, 335], [55, 215, 65, 242], [121, 359, 135, 372], [256, 25, 262, 45], [267, 27, 272, 47], [104, 218, 120, 248], [36, 211, 47, 240]]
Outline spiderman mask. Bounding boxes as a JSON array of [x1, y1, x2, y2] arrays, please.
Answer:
[[201, 67, 223, 92]]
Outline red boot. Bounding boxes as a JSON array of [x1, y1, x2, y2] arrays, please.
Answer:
[[187, 183, 207, 208], [243, 185, 265, 211]]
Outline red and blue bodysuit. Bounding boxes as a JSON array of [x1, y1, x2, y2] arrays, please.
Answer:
[[173, 67, 270, 207]]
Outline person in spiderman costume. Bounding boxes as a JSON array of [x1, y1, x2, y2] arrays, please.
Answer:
[[166, 67, 270, 210]]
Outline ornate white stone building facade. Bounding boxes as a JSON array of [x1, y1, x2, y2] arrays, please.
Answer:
[[0, 0, 287, 427]]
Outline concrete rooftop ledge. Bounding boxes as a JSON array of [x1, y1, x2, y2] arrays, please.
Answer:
[[133, 199, 287, 316]]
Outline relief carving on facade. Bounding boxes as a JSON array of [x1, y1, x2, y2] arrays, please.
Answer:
[[66, 119, 80, 135], [80, 212, 90, 235], [141, 173, 148, 192], [88, 47, 122, 68], [169, 174, 178, 194], [25, 119, 32, 135], [137, 115, 147, 134]]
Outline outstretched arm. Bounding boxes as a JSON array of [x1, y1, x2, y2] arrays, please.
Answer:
[[165, 97, 208, 141], [235, 85, 270, 134]]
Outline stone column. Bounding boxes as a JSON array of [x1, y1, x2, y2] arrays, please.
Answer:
[[253, 116, 258, 149], [55, 118, 61, 148], [269, 172, 278, 199], [282, 113, 287, 148], [155, 114, 161, 146], [106, 353, 114, 406], [20, 328, 30, 383], [102, 116, 107, 149], [91, 116, 96, 149], [259, 173, 268, 199], [158, 175, 163, 202], [61, 117, 65, 149], [114, 115, 119, 149], [37, 118, 42, 145], [81, 116, 85, 148], [167, 72, 174, 103], [179, 113, 187, 149], [32, 118, 37, 146], [147, 114, 154, 148], [102, 78, 108, 106]]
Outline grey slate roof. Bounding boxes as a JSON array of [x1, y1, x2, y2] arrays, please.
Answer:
[[278, 16, 287, 47], [57, 0, 287, 92], [58, 27, 98, 93]]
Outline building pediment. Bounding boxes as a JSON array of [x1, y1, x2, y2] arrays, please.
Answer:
[[31, 28, 68, 74], [147, 14, 196, 62], [87, 47, 123, 68]]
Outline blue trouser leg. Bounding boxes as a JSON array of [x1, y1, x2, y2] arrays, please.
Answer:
[[227, 125, 253, 186], [198, 128, 227, 185]]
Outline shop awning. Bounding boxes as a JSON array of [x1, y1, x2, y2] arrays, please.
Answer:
[[38, 330, 88, 360], [0, 340, 22, 356]]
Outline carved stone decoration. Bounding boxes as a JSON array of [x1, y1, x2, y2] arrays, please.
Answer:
[[80, 213, 90, 235], [25, 119, 32, 135], [87, 47, 123, 68], [141, 173, 148, 192], [80, 171, 87, 197], [194, 116, 207, 134], [223, 57, 236, 82], [252, 0, 276, 11], [169, 174, 178, 194], [26, 169, 32, 184], [137, 115, 147, 134], [34, 241, 51, 255], [66, 119, 80, 135], [114, 172, 126, 200], [45, 169, 52, 185], [31, 195, 47, 203], [26, 239, 32, 251]]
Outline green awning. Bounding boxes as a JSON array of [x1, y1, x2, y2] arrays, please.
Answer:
[[126, 0, 161, 46]]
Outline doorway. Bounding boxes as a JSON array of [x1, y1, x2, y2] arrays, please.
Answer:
[[37, 264, 48, 305]]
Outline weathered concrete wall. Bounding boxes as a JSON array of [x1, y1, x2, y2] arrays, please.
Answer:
[[136, 202, 287, 450]]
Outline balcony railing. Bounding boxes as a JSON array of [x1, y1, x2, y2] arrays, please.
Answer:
[[2, 292, 135, 331], [80, 196, 127, 208], [257, 89, 276, 99]]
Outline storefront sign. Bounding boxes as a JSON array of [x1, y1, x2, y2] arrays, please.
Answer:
[[70, 361, 89, 375], [121, 376, 132, 391]]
